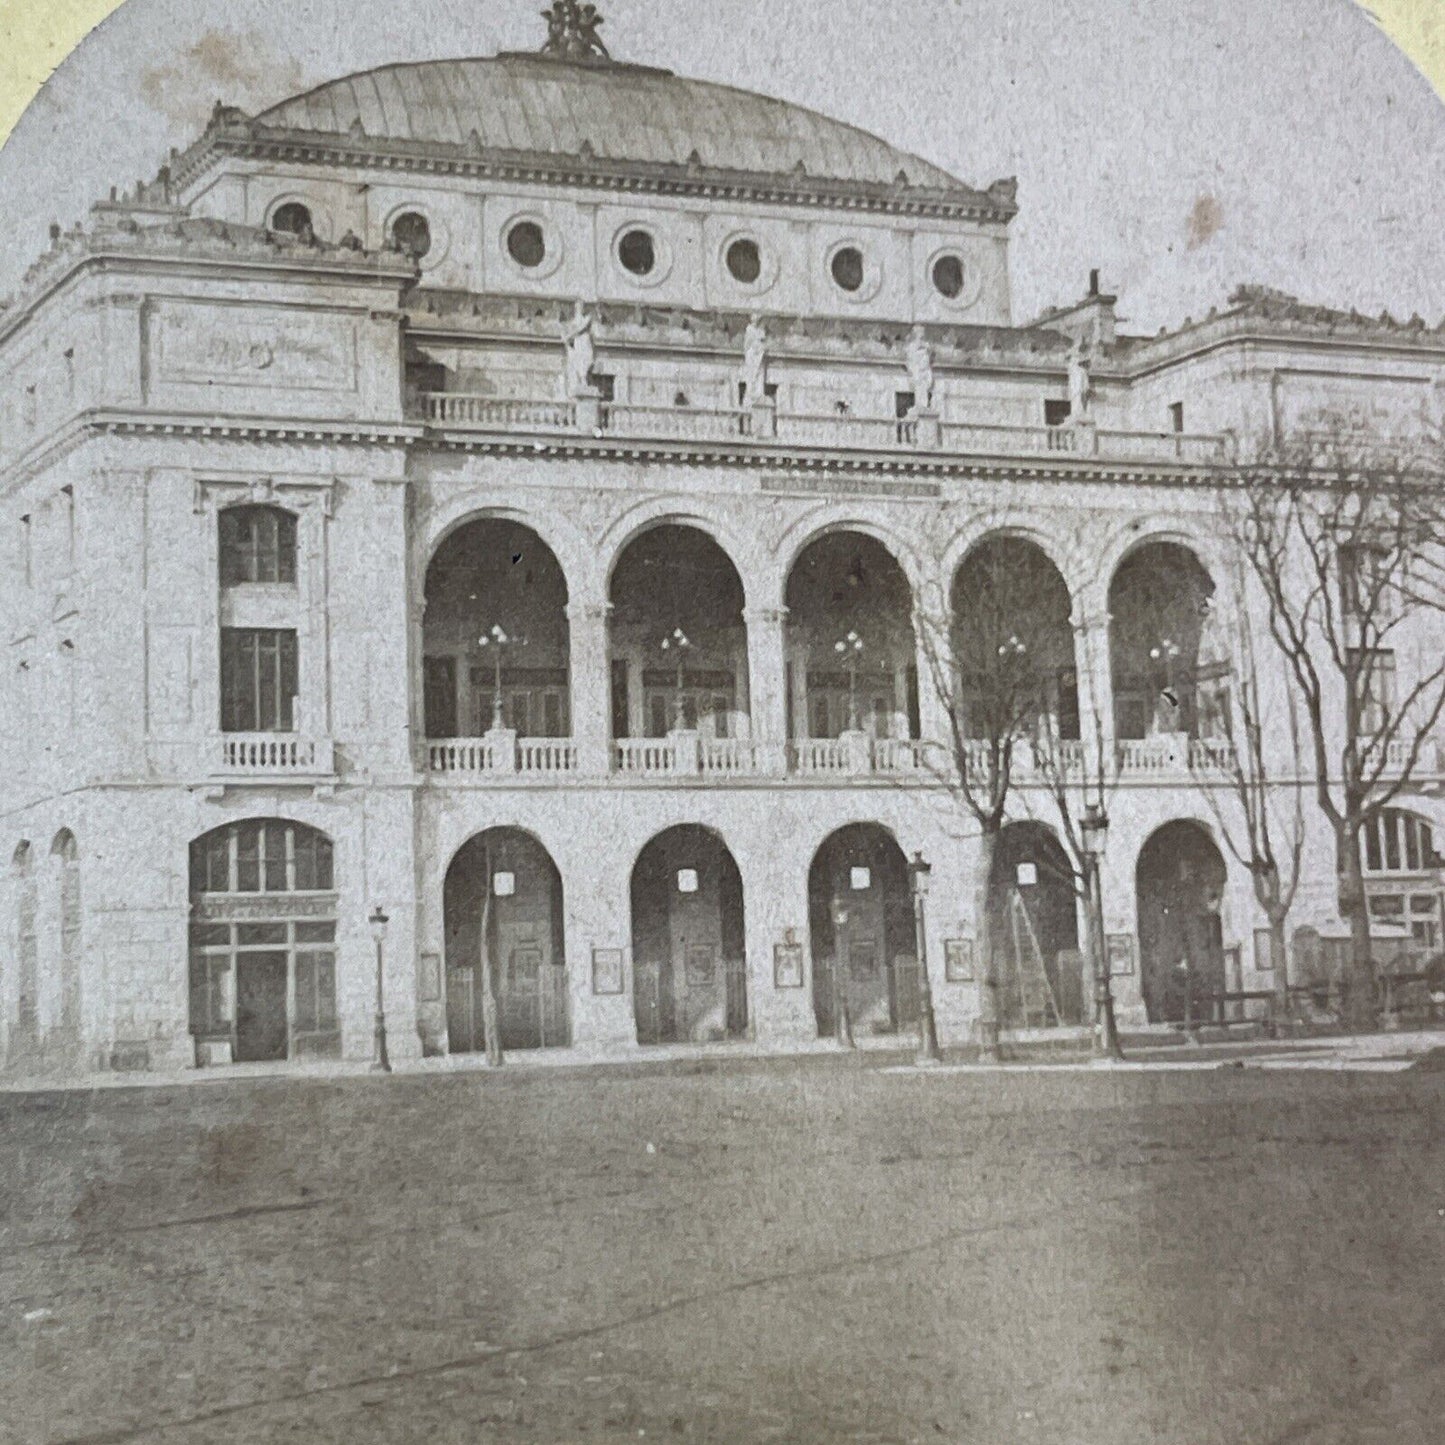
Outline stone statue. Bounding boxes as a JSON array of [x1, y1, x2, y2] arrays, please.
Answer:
[[1068, 338, 1094, 420], [540, 1, 610, 60], [740, 315, 768, 405], [562, 301, 596, 397], [904, 324, 935, 412]]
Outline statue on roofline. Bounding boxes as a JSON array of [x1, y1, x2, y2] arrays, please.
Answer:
[[740, 315, 768, 406], [540, 1, 610, 60], [562, 300, 597, 397], [904, 324, 935, 413], [1068, 336, 1094, 421]]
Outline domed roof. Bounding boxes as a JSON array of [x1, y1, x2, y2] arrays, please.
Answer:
[[255, 53, 973, 195]]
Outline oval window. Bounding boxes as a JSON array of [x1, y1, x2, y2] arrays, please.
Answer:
[[270, 202, 313, 238], [391, 211, 433, 260], [932, 254, 965, 300], [726, 238, 762, 285], [831, 246, 865, 293], [618, 228, 657, 277], [506, 220, 547, 269]]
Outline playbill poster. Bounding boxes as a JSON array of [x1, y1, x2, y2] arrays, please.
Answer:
[[0, 1, 1443, 1441]]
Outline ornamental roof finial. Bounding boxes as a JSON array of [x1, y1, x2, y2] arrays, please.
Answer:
[[539, 1, 611, 61]]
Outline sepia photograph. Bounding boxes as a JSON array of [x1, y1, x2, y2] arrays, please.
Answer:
[[1, 0, 1444, 1439]]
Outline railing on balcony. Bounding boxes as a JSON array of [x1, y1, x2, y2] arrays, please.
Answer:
[[212, 734, 335, 776], [414, 393, 1229, 466], [614, 734, 768, 777], [428, 736, 579, 776], [615, 737, 682, 776], [1115, 735, 1238, 776], [788, 735, 931, 776]]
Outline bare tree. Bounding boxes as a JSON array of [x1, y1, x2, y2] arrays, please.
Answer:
[[1223, 424, 1445, 1027], [1196, 569, 1306, 1015], [914, 531, 1076, 1059]]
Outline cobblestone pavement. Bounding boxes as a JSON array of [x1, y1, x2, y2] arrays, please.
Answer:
[[3, 1057, 1443, 1445]]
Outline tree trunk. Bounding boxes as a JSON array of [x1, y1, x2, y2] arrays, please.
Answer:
[[1335, 824, 1377, 1031], [974, 827, 1001, 1061], [1268, 910, 1291, 1017]]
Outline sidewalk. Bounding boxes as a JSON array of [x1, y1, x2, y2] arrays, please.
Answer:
[[4, 1024, 1444, 1094]]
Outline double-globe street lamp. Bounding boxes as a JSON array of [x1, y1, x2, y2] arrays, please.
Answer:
[[1080, 805, 1124, 1061], [834, 630, 865, 732], [660, 626, 692, 728]]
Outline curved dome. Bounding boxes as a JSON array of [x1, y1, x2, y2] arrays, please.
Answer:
[[255, 54, 971, 193]]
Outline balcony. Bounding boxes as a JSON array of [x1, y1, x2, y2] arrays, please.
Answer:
[[209, 733, 336, 780], [789, 736, 932, 776], [412, 393, 1230, 467], [427, 735, 579, 777], [1115, 735, 1237, 777]]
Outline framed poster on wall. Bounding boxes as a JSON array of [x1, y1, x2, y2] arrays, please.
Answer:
[[944, 938, 975, 982], [1106, 934, 1136, 977], [773, 942, 804, 989], [591, 947, 624, 996]]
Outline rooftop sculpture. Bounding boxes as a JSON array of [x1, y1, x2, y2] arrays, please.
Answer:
[[540, 1, 611, 61]]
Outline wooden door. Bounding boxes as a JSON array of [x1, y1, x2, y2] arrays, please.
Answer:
[[235, 952, 288, 1062]]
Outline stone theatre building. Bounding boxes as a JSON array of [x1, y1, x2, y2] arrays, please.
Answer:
[[3, 5, 1444, 1073]]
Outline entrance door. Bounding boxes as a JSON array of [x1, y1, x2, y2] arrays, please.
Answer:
[[235, 952, 288, 1061]]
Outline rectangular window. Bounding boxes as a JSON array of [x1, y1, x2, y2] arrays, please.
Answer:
[[423, 656, 458, 738], [219, 507, 298, 586], [221, 628, 298, 732], [1169, 402, 1185, 434], [1044, 399, 1072, 428], [1340, 545, 1397, 621]]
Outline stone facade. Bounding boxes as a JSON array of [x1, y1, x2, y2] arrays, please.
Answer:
[[3, 29, 1444, 1074]]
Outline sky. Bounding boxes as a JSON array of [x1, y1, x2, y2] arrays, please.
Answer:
[[0, 0, 1441, 333]]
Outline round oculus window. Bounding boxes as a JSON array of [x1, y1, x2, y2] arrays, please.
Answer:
[[391, 211, 432, 260], [618, 228, 657, 277], [506, 220, 547, 269], [932, 254, 965, 300], [725, 238, 763, 285], [830, 246, 866, 293]]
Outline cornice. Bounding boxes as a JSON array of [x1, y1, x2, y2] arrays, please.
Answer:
[[175, 128, 1017, 225]]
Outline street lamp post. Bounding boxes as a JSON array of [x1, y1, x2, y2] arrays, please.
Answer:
[[369, 905, 392, 1074], [477, 623, 513, 730], [830, 896, 855, 1049], [909, 852, 942, 1065], [834, 630, 865, 732], [660, 626, 692, 729], [1080, 805, 1124, 1061]]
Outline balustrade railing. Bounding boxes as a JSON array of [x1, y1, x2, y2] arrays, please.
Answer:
[[212, 734, 335, 776], [416, 393, 1227, 466], [428, 736, 578, 776]]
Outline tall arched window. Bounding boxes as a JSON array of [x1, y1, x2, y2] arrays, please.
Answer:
[[1364, 809, 1443, 952], [11, 842, 37, 1036], [188, 820, 338, 1064], [51, 830, 81, 1035]]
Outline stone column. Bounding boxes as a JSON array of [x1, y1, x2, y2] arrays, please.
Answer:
[[913, 616, 956, 764], [566, 600, 612, 775], [744, 606, 789, 774], [1072, 609, 1115, 774]]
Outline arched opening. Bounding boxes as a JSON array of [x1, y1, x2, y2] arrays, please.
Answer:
[[50, 830, 81, 1036], [630, 825, 746, 1044], [951, 537, 1078, 744], [785, 533, 918, 767], [188, 820, 338, 1064], [11, 842, 37, 1040], [423, 519, 571, 744], [609, 526, 749, 749], [1136, 821, 1228, 1024], [444, 828, 568, 1053], [1363, 808, 1444, 967], [269, 201, 314, 240], [1108, 543, 1223, 741], [987, 823, 1083, 1027], [807, 824, 915, 1037]]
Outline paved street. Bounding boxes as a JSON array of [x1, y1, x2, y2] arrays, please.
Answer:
[[3, 1055, 1443, 1445]]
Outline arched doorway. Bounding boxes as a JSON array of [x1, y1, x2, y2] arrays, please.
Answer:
[[1136, 821, 1228, 1024], [50, 830, 81, 1039], [785, 533, 918, 754], [443, 828, 568, 1053], [1108, 542, 1221, 741], [808, 824, 915, 1037], [630, 825, 747, 1044], [423, 519, 571, 743], [188, 820, 338, 1064], [609, 526, 749, 746], [10, 842, 37, 1043], [988, 822, 1083, 1027]]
